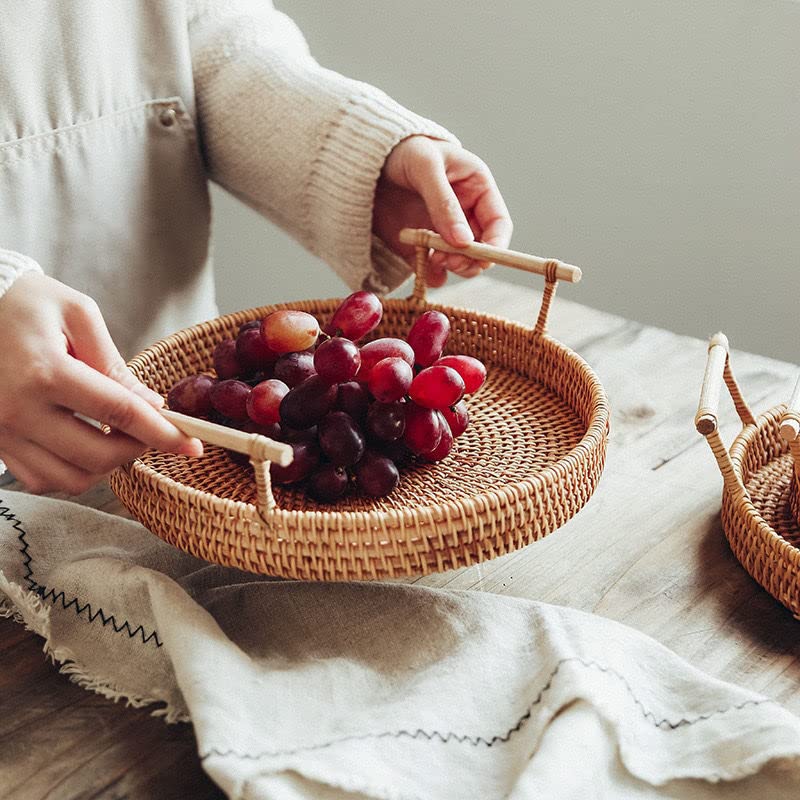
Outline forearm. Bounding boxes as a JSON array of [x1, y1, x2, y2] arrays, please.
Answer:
[[188, 0, 457, 293]]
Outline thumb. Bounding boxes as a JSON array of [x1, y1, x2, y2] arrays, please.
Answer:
[[409, 150, 474, 248], [64, 296, 164, 408]]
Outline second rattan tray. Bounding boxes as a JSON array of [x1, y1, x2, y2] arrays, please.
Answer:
[[696, 333, 800, 617], [110, 229, 610, 580]]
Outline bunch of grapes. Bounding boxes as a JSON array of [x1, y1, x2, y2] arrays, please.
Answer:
[[166, 291, 487, 502]]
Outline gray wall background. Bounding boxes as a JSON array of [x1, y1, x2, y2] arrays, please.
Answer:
[[212, 0, 800, 361]]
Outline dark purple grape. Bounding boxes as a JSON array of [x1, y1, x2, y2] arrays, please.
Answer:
[[442, 400, 469, 438], [403, 402, 443, 455], [366, 401, 406, 442], [238, 319, 262, 335], [308, 464, 350, 503], [336, 381, 370, 421], [355, 451, 400, 497], [212, 339, 242, 380], [274, 351, 317, 388], [409, 366, 465, 410], [407, 310, 451, 367], [368, 357, 413, 403], [279, 375, 337, 429], [225, 419, 282, 466], [358, 338, 415, 383], [424, 412, 454, 461], [244, 369, 274, 386], [314, 337, 361, 384], [210, 379, 251, 422], [376, 438, 409, 463], [280, 424, 318, 443], [242, 419, 283, 440], [236, 326, 279, 373], [270, 440, 320, 485], [318, 411, 365, 466], [324, 291, 383, 341], [167, 374, 215, 417]]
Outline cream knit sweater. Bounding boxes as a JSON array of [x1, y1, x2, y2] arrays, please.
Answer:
[[0, 0, 456, 356]]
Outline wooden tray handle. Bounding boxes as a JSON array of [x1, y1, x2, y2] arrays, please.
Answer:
[[695, 333, 755, 494], [398, 228, 582, 335], [160, 408, 292, 519], [780, 376, 800, 443]]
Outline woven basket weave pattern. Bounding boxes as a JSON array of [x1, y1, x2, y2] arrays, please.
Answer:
[[699, 343, 800, 617], [111, 294, 608, 580]]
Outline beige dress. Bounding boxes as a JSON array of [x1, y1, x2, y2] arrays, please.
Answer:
[[0, 0, 455, 357]]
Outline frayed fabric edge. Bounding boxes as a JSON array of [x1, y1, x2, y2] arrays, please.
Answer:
[[0, 570, 189, 725]]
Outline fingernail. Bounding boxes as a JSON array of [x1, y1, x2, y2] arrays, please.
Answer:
[[452, 223, 473, 244], [134, 383, 164, 407], [180, 438, 203, 458]]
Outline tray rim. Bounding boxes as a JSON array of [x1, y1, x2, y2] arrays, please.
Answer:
[[119, 296, 610, 536]]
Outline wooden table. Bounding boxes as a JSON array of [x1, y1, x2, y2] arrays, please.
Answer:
[[2, 275, 799, 799]]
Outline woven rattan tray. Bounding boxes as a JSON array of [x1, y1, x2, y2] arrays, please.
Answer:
[[696, 333, 800, 617], [110, 229, 610, 580]]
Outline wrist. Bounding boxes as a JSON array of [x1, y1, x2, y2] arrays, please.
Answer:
[[0, 249, 44, 299]]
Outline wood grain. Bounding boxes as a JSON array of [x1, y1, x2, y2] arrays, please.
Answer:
[[1, 272, 798, 796]]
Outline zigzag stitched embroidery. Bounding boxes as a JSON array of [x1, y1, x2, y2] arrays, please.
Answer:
[[1, 502, 162, 647], [200, 656, 774, 762]]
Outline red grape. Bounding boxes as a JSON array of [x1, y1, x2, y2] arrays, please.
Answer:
[[424, 412, 454, 461], [409, 366, 465, 410], [354, 451, 400, 497], [261, 310, 320, 354], [358, 338, 414, 383], [336, 381, 370, 421], [246, 379, 289, 425], [366, 401, 406, 442], [407, 310, 450, 367], [210, 379, 251, 422], [324, 291, 383, 341], [368, 357, 413, 403], [308, 464, 349, 503], [270, 440, 320, 485], [434, 355, 486, 394], [279, 374, 337, 429], [403, 402, 444, 455], [274, 351, 316, 388], [212, 339, 242, 380], [167, 374, 215, 417], [441, 400, 469, 438], [314, 337, 361, 384], [237, 326, 279, 373], [318, 411, 365, 466]]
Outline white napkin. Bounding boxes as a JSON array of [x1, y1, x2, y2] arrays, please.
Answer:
[[1, 489, 799, 800]]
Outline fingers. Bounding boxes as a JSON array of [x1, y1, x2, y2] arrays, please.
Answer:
[[0, 435, 104, 496], [63, 295, 164, 408], [407, 145, 474, 249], [56, 357, 202, 457], [473, 184, 513, 250], [24, 408, 147, 474]]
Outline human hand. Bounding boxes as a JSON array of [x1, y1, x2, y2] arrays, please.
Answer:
[[0, 273, 202, 495], [372, 136, 513, 287]]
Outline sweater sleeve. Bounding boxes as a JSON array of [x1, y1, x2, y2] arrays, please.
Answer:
[[187, 0, 459, 294], [0, 249, 44, 298]]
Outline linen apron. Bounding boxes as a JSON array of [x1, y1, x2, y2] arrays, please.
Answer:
[[0, 1, 217, 359]]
